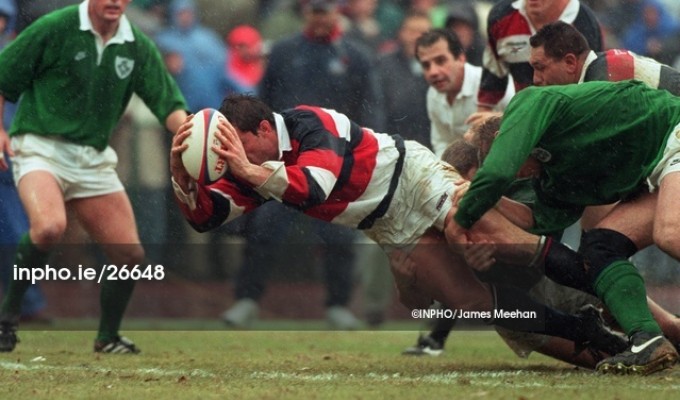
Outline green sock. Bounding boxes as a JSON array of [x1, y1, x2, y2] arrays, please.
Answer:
[[593, 260, 662, 337], [97, 277, 136, 342], [1, 233, 50, 318]]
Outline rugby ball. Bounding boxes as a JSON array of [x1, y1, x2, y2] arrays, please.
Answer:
[[181, 108, 228, 185]]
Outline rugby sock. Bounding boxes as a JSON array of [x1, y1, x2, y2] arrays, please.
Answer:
[[492, 285, 595, 343], [541, 238, 592, 294], [97, 278, 136, 342], [0, 233, 50, 319], [592, 261, 661, 337], [428, 314, 457, 345]]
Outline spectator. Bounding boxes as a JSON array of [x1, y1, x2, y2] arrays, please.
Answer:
[[225, 24, 265, 94], [342, 0, 384, 54], [155, 0, 231, 112], [444, 2, 485, 66], [408, 0, 447, 28], [260, 0, 385, 128], [621, 0, 679, 61], [373, 0, 405, 42], [258, 0, 304, 42], [417, 28, 513, 157], [377, 10, 431, 147], [0, 0, 50, 324]]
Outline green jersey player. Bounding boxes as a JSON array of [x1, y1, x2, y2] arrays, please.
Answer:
[[0, 0, 188, 354], [450, 80, 680, 374]]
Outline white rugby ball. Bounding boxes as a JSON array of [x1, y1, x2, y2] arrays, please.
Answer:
[[181, 108, 228, 185]]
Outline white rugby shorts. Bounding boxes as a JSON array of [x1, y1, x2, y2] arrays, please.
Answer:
[[363, 140, 461, 251], [11, 134, 124, 200], [648, 121, 680, 188]]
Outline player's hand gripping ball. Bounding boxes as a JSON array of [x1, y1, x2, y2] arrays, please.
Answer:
[[181, 108, 229, 185]]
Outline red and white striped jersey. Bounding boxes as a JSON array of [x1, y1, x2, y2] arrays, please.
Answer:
[[479, 0, 603, 108], [175, 106, 405, 233], [581, 49, 680, 95]]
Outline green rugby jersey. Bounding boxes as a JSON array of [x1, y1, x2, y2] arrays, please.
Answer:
[[0, 4, 187, 151], [455, 80, 680, 231]]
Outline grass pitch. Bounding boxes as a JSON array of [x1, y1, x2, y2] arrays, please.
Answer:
[[1, 325, 679, 399]]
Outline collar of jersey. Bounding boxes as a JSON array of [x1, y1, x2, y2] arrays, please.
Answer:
[[459, 63, 479, 100], [274, 112, 292, 160], [579, 50, 598, 83]]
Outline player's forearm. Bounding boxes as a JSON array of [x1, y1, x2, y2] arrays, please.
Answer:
[[495, 197, 534, 230], [240, 163, 276, 188], [165, 109, 189, 135]]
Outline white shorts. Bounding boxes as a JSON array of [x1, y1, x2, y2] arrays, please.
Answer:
[[11, 134, 124, 201], [648, 121, 680, 188], [364, 140, 460, 251]]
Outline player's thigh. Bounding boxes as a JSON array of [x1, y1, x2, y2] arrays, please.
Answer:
[[70, 191, 143, 263], [409, 229, 493, 312], [593, 190, 656, 249], [654, 171, 680, 258], [580, 204, 616, 231], [16, 170, 67, 239]]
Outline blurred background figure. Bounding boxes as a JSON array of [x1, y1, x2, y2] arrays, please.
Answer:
[[378, 10, 432, 148], [225, 24, 265, 95], [342, 0, 384, 54], [444, 1, 484, 66], [155, 0, 231, 112], [260, 0, 384, 127], [620, 0, 679, 60], [408, 0, 448, 28], [0, 0, 50, 325], [258, 0, 305, 42]]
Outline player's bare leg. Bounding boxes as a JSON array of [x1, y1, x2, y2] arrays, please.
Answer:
[[580, 204, 616, 231], [653, 171, 680, 260], [409, 229, 494, 312], [594, 191, 656, 250], [71, 191, 144, 264], [71, 191, 143, 354], [17, 171, 68, 249]]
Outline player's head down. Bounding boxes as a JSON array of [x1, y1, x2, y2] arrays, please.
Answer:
[[218, 94, 279, 165], [219, 94, 275, 136]]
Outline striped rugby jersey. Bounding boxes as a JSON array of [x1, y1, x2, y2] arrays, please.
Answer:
[[581, 49, 680, 94], [479, 0, 602, 108], [176, 106, 404, 233]]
